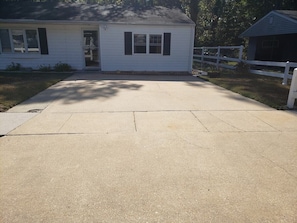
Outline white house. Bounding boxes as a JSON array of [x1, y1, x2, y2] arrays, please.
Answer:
[[0, 2, 195, 72]]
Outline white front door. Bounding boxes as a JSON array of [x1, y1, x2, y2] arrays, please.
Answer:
[[83, 30, 99, 68]]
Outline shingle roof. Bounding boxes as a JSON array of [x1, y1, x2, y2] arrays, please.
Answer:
[[0, 2, 194, 25]]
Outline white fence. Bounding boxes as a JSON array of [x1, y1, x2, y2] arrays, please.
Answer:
[[287, 68, 297, 108], [193, 46, 297, 85]]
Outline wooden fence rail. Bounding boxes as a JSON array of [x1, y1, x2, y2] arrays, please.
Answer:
[[193, 46, 297, 85]]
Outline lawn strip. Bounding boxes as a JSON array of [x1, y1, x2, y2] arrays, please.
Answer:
[[199, 70, 290, 109], [0, 72, 72, 112]]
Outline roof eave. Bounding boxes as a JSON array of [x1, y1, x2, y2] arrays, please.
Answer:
[[106, 21, 195, 26], [275, 10, 297, 24], [239, 11, 278, 38], [239, 10, 297, 38], [0, 19, 195, 26], [0, 19, 99, 25]]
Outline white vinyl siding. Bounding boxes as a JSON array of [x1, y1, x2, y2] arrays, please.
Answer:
[[0, 22, 194, 72], [100, 24, 194, 72], [0, 24, 96, 70]]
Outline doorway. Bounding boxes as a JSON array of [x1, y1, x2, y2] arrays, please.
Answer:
[[83, 30, 99, 68]]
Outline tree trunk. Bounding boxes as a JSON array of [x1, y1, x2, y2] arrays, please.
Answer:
[[189, 0, 199, 23]]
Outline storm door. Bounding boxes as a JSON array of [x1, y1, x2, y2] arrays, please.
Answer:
[[83, 30, 99, 68]]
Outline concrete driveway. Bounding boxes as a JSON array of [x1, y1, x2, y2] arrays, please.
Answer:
[[1, 73, 297, 222]]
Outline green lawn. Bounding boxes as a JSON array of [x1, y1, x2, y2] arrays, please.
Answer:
[[198, 69, 291, 109], [0, 72, 72, 112]]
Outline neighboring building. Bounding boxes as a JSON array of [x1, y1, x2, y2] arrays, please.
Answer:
[[240, 10, 297, 62], [0, 2, 195, 72]]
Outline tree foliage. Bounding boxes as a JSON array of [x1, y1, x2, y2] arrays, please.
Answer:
[[195, 0, 297, 46], [2, 0, 297, 46]]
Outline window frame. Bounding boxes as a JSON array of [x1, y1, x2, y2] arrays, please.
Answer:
[[0, 28, 40, 54], [149, 34, 162, 54], [133, 34, 147, 54], [132, 33, 164, 55], [11, 29, 26, 53], [25, 29, 40, 53], [125, 32, 171, 56]]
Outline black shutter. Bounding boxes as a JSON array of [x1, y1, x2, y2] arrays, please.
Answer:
[[38, 28, 48, 55], [163, 33, 171, 56], [124, 32, 132, 55]]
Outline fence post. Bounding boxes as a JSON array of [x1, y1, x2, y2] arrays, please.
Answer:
[[201, 47, 205, 64], [216, 46, 221, 69], [282, 61, 290, 85], [239, 45, 244, 61], [287, 68, 297, 109]]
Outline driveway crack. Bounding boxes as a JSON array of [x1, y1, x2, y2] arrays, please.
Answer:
[[58, 114, 73, 133], [133, 112, 137, 132], [190, 111, 209, 132]]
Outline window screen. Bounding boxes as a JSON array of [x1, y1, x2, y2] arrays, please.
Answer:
[[26, 30, 39, 53], [12, 30, 25, 53], [149, 35, 162, 54], [134, 34, 146, 54]]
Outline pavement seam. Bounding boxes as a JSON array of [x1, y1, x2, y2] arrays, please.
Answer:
[[173, 132, 211, 150], [133, 112, 138, 132], [247, 111, 281, 132], [257, 148, 297, 181], [6, 132, 132, 137], [262, 158, 297, 181], [57, 113, 73, 133], [5, 130, 293, 137], [190, 111, 209, 132], [48, 109, 275, 114], [205, 111, 243, 132], [5, 133, 99, 137]]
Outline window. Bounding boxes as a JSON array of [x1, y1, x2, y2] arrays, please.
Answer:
[[12, 29, 40, 53], [149, 35, 162, 54], [26, 30, 39, 53], [134, 34, 146, 54], [0, 29, 42, 54], [124, 32, 171, 56], [12, 30, 25, 53]]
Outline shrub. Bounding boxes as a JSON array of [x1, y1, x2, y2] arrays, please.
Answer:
[[5, 62, 21, 71], [38, 64, 52, 72], [53, 62, 72, 72]]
